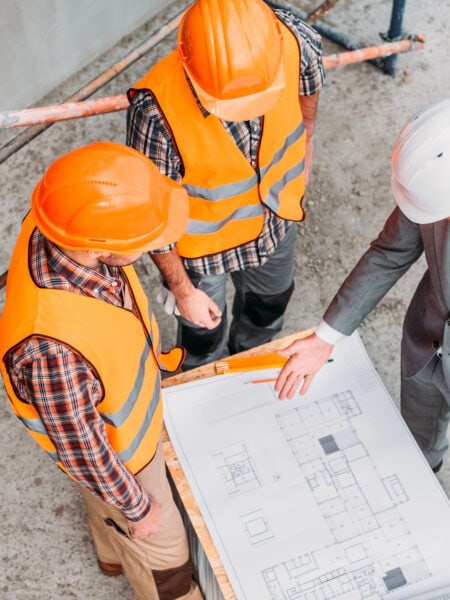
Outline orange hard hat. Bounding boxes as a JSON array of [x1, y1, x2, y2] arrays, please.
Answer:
[[178, 0, 286, 122], [31, 142, 189, 253]]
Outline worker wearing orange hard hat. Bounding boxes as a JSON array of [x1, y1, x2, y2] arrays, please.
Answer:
[[127, 0, 325, 370], [0, 142, 203, 600]]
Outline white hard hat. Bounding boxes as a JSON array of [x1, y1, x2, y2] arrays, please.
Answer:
[[391, 98, 450, 224]]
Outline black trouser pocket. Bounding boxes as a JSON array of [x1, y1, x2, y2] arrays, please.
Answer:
[[241, 281, 294, 327], [179, 317, 226, 357]]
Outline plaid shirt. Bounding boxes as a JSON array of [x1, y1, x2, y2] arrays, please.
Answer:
[[5, 229, 152, 521], [126, 9, 325, 275]]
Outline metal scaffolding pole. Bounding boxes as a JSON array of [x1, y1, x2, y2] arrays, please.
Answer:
[[0, 37, 424, 131], [0, 0, 420, 166], [266, 0, 412, 73], [0, 11, 183, 165], [0, 0, 426, 289], [383, 0, 408, 75]]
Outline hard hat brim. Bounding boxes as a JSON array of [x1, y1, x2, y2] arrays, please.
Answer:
[[391, 173, 449, 224], [186, 54, 286, 122], [31, 146, 190, 255]]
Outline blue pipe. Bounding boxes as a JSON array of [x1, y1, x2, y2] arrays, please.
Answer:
[[265, 0, 408, 74], [383, 0, 408, 74]]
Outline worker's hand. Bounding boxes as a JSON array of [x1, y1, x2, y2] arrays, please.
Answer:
[[274, 333, 333, 400], [150, 251, 221, 328], [127, 498, 164, 539], [156, 285, 180, 316], [176, 287, 222, 329], [155, 280, 221, 328]]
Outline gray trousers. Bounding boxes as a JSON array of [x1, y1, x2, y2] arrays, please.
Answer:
[[176, 224, 297, 370], [401, 354, 450, 470]]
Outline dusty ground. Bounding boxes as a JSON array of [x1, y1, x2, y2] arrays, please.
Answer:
[[1, 1, 450, 598]]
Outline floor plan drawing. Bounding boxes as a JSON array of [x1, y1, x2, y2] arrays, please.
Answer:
[[163, 332, 450, 600], [213, 442, 262, 496], [262, 392, 430, 598], [239, 508, 274, 546]]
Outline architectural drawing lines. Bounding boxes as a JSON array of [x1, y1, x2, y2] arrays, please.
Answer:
[[266, 390, 431, 599], [163, 332, 450, 600], [213, 442, 262, 496]]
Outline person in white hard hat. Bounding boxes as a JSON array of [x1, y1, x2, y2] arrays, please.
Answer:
[[273, 98, 450, 474]]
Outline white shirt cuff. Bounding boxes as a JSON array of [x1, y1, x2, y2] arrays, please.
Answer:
[[315, 320, 347, 345]]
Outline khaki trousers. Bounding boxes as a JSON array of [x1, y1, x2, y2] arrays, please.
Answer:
[[79, 437, 203, 600]]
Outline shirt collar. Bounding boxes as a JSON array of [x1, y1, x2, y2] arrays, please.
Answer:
[[40, 232, 124, 298]]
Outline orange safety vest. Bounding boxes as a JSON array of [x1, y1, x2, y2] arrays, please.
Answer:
[[0, 215, 183, 476], [130, 21, 306, 259]]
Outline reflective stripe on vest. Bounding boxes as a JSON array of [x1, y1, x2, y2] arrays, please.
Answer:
[[0, 214, 163, 475], [131, 20, 305, 258], [260, 121, 305, 214], [183, 173, 258, 201], [186, 204, 264, 235]]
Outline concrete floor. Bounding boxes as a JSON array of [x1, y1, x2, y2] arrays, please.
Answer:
[[1, 1, 450, 598]]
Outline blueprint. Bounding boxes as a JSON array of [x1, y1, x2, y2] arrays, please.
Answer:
[[163, 332, 450, 600]]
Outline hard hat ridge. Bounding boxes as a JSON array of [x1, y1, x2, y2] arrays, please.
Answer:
[[178, 0, 286, 121]]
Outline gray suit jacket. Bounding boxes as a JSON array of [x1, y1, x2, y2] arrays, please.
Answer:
[[323, 207, 450, 379]]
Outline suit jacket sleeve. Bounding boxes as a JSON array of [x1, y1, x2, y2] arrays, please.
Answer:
[[323, 207, 424, 335]]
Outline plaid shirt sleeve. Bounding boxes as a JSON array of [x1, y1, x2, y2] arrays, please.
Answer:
[[8, 337, 151, 522]]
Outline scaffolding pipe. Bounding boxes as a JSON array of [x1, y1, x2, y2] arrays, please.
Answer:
[[0, 11, 183, 165], [322, 35, 423, 69], [0, 96, 129, 129], [0, 37, 424, 131], [0, 37, 427, 291], [383, 0, 408, 75], [306, 0, 341, 24], [266, 0, 412, 73]]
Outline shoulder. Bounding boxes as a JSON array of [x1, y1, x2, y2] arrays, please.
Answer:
[[6, 337, 79, 370], [273, 7, 322, 49], [127, 89, 161, 119], [273, 7, 324, 80], [126, 88, 174, 148]]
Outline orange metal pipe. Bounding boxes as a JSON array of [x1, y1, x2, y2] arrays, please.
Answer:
[[0, 36, 425, 130], [0, 95, 129, 128], [322, 35, 425, 69], [306, 0, 341, 24], [0, 10, 182, 130], [68, 14, 182, 101]]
